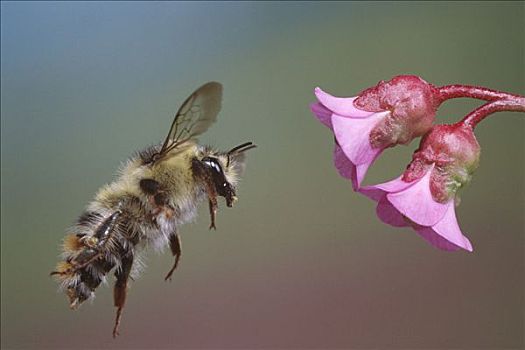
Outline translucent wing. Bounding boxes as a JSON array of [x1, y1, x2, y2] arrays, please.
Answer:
[[156, 82, 223, 159]]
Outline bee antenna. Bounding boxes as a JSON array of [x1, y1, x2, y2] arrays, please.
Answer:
[[227, 142, 254, 155], [226, 142, 257, 167], [236, 144, 257, 154]]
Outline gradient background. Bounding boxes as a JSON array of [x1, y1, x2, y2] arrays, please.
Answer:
[[1, 2, 524, 349]]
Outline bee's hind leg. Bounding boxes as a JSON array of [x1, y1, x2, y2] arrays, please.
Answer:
[[164, 233, 182, 281], [112, 253, 133, 338]]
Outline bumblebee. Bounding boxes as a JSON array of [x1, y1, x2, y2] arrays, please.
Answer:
[[51, 82, 256, 337]]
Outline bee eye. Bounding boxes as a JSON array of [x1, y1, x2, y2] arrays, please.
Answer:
[[202, 157, 223, 174]]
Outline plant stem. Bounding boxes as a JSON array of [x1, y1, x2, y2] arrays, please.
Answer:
[[462, 97, 525, 128], [438, 85, 523, 102]]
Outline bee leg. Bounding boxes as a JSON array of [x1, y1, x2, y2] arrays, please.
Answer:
[[112, 253, 133, 338], [208, 197, 218, 230], [191, 159, 218, 230], [204, 181, 218, 230], [164, 233, 182, 281]]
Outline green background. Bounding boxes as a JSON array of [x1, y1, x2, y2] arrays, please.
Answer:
[[1, 2, 523, 348]]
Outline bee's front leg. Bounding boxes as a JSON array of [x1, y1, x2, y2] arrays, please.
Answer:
[[191, 159, 219, 230], [208, 200, 217, 230], [206, 184, 218, 230]]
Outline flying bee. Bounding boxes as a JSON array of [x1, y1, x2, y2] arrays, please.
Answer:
[[51, 82, 256, 337]]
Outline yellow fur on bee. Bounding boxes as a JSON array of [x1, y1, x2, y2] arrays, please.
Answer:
[[52, 261, 74, 281], [62, 234, 83, 253]]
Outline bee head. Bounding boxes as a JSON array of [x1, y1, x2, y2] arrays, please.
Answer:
[[200, 142, 256, 207]]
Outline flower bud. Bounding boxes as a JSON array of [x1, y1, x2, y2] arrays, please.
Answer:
[[403, 123, 480, 203], [356, 75, 440, 148]]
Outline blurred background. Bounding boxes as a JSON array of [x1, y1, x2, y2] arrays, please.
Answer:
[[1, 2, 523, 349]]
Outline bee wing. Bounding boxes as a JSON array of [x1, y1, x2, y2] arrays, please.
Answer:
[[157, 82, 223, 158]]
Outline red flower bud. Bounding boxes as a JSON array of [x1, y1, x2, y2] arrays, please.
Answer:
[[403, 123, 480, 203], [356, 75, 440, 148]]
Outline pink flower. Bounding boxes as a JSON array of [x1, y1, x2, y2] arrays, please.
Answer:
[[310, 98, 386, 190], [360, 123, 481, 252], [360, 165, 473, 251], [311, 75, 440, 189]]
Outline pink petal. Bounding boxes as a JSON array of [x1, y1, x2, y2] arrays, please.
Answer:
[[310, 102, 333, 129], [331, 111, 387, 165], [427, 201, 473, 251], [359, 175, 414, 202], [386, 165, 448, 226], [333, 143, 355, 180], [354, 163, 372, 190], [333, 143, 379, 190], [415, 225, 462, 251], [314, 87, 376, 118], [376, 196, 409, 227]]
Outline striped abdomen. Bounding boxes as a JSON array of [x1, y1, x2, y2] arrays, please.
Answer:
[[52, 207, 139, 308]]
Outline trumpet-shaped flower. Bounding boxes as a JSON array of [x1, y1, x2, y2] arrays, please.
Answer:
[[311, 101, 385, 189], [360, 123, 481, 251], [311, 75, 440, 189]]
